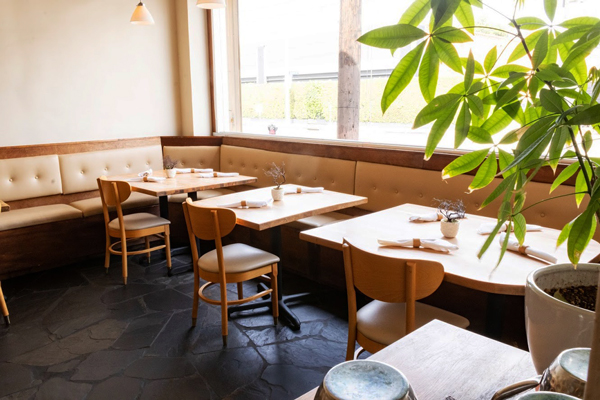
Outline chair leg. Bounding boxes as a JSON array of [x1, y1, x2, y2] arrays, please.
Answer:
[[164, 227, 172, 276], [192, 272, 199, 327], [145, 237, 151, 264], [121, 239, 128, 285], [220, 282, 228, 346], [104, 235, 111, 274], [237, 282, 244, 300], [271, 264, 279, 325], [346, 325, 357, 361], [0, 282, 9, 326]]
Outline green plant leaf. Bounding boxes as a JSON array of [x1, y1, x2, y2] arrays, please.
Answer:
[[399, 0, 431, 26], [464, 50, 475, 91], [499, 129, 520, 145], [419, 43, 439, 103], [502, 120, 554, 173], [434, 26, 472, 43], [540, 89, 565, 113], [381, 41, 426, 114], [557, 220, 573, 248], [481, 173, 517, 208], [432, 38, 463, 73], [467, 126, 493, 144], [357, 24, 427, 49], [560, 17, 600, 29], [478, 216, 508, 259], [469, 152, 497, 191], [467, 95, 484, 118], [455, 0, 475, 34], [584, 130, 593, 152], [515, 17, 548, 30], [498, 148, 516, 177], [495, 80, 526, 111], [442, 148, 489, 179], [508, 29, 546, 63], [532, 30, 549, 69], [575, 167, 590, 206], [568, 104, 600, 125], [550, 162, 579, 192], [455, 102, 471, 148], [484, 46, 497, 74], [567, 207, 597, 265], [513, 213, 527, 244], [553, 25, 590, 45], [544, 0, 557, 21], [481, 108, 512, 134], [563, 37, 600, 71], [548, 126, 569, 172], [413, 93, 463, 128], [491, 64, 531, 78], [431, 0, 461, 29], [425, 102, 460, 160]]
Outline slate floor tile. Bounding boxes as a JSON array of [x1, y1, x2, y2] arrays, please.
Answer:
[[71, 349, 144, 381], [0, 388, 38, 400], [111, 312, 170, 350], [143, 289, 193, 312], [139, 376, 213, 400], [100, 284, 165, 305], [257, 337, 347, 372], [86, 377, 143, 400], [262, 364, 325, 399], [124, 356, 196, 380], [0, 363, 37, 398], [34, 378, 92, 400]]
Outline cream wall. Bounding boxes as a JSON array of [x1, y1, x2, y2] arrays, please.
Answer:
[[0, 0, 212, 146]]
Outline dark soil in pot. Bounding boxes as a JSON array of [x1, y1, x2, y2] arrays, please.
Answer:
[[544, 285, 597, 312]]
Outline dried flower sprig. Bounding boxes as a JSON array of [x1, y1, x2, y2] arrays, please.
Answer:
[[163, 155, 179, 170], [435, 198, 466, 223], [264, 162, 286, 189]]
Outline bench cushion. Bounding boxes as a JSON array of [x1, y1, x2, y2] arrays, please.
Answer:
[[0, 204, 82, 231], [58, 146, 163, 194], [0, 155, 63, 202], [354, 161, 580, 231], [168, 189, 236, 204], [286, 211, 353, 230], [70, 192, 159, 217], [220, 145, 356, 194], [162, 146, 221, 170]]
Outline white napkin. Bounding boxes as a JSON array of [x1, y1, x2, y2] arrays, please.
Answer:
[[175, 168, 213, 174], [478, 222, 542, 235], [127, 176, 166, 183], [138, 168, 153, 177], [197, 172, 240, 178], [220, 198, 273, 209], [409, 212, 442, 222], [499, 233, 557, 263], [378, 238, 459, 253], [284, 186, 324, 194]]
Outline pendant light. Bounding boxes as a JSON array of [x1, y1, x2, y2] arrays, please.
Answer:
[[196, 0, 226, 9], [130, 1, 155, 25]]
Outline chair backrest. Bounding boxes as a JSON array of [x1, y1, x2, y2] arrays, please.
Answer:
[[97, 176, 132, 227], [342, 238, 445, 302], [182, 198, 237, 241]]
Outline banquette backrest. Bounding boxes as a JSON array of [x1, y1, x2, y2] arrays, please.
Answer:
[[0, 155, 63, 202], [58, 146, 163, 194], [354, 161, 580, 231], [219, 145, 356, 194], [162, 146, 221, 170]]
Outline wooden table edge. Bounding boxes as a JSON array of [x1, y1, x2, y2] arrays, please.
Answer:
[[234, 197, 368, 231], [131, 176, 258, 197]]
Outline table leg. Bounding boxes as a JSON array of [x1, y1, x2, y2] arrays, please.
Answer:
[[485, 293, 506, 339], [228, 226, 305, 330], [159, 196, 169, 219]]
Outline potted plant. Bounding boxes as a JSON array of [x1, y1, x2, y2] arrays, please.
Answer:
[[163, 155, 178, 178], [358, 0, 600, 392], [436, 199, 465, 238], [264, 162, 286, 201], [268, 124, 278, 135]]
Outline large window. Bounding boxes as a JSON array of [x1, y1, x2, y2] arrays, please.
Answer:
[[218, 0, 600, 151]]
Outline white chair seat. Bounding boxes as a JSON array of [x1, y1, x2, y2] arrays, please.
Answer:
[[108, 213, 170, 231], [198, 243, 280, 274], [357, 300, 470, 345]]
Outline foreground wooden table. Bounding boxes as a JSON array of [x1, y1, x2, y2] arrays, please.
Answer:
[[112, 170, 257, 219], [296, 320, 536, 400], [300, 203, 600, 296], [0, 201, 8, 213], [196, 186, 367, 329]]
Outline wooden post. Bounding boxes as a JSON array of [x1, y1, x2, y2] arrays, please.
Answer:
[[584, 279, 600, 399], [337, 0, 361, 140]]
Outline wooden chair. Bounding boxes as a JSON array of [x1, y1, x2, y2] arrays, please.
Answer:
[[0, 281, 9, 326], [342, 238, 469, 360], [182, 197, 279, 346], [97, 177, 172, 285]]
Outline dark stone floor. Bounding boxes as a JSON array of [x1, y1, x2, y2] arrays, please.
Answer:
[[0, 253, 354, 400]]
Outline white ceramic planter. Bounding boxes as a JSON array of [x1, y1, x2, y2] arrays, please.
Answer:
[[525, 263, 599, 373], [166, 169, 177, 178], [271, 187, 285, 201], [440, 219, 460, 238]]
